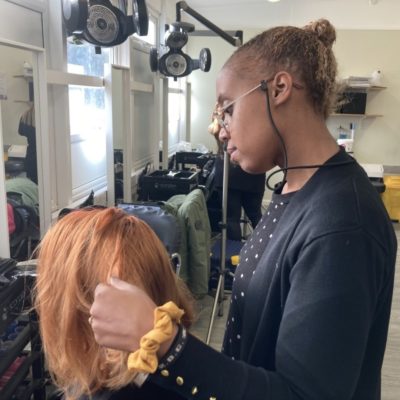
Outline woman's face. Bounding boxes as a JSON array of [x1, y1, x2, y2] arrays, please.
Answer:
[[216, 68, 279, 174]]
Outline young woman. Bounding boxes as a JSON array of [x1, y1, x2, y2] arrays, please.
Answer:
[[89, 19, 396, 400], [35, 207, 194, 400]]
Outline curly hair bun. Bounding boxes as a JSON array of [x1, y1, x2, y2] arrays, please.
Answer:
[[303, 19, 336, 48]]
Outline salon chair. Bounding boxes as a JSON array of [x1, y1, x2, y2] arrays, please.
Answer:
[[118, 203, 182, 275], [7, 192, 40, 260]]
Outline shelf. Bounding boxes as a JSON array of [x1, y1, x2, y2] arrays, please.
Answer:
[[344, 85, 386, 91], [13, 74, 33, 81], [330, 113, 383, 118], [368, 85, 387, 91]]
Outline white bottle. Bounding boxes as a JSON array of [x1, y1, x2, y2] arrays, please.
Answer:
[[370, 70, 382, 86], [23, 61, 33, 77]]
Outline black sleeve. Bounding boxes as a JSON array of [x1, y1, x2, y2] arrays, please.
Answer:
[[149, 333, 296, 399], [148, 230, 390, 400]]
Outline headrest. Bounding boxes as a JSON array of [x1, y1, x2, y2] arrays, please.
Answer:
[[118, 203, 180, 255]]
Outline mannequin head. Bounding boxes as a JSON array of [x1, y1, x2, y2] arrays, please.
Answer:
[[35, 207, 194, 399]]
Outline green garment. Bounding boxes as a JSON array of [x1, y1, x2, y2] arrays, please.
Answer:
[[167, 189, 211, 297], [6, 177, 39, 214]]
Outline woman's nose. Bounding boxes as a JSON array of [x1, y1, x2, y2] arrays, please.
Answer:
[[218, 125, 229, 142]]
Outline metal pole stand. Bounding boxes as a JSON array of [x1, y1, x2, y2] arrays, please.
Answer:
[[206, 146, 230, 345]]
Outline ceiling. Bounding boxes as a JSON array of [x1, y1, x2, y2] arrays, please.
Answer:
[[178, 0, 400, 31]]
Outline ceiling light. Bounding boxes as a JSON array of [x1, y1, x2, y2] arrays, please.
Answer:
[[268, 0, 281, 3]]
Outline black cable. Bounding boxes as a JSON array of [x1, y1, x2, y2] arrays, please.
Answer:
[[265, 159, 356, 191], [260, 79, 356, 193], [261, 80, 288, 193]]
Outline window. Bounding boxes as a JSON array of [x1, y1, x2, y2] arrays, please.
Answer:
[[133, 17, 156, 46], [66, 42, 108, 195], [67, 42, 110, 77], [68, 85, 105, 140], [66, 43, 109, 137], [168, 78, 186, 150]]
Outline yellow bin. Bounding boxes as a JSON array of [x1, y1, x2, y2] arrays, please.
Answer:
[[382, 176, 400, 221]]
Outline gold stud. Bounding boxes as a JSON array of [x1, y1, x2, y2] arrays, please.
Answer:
[[191, 386, 199, 395], [209, 397, 217, 400], [176, 376, 184, 386], [160, 369, 169, 377]]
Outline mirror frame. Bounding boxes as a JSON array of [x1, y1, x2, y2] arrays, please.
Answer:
[[0, 37, 50, 258], [105, 64, 132, 206]]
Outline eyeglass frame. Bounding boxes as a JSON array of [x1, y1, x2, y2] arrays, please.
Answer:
[[216, 77, 304, 132]]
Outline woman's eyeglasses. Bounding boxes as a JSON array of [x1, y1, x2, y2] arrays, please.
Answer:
[[217, 82, 264, 133], [217, 77, 304, 133]]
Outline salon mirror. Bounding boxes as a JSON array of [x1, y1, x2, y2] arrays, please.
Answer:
[[0, 44, 41, 260]]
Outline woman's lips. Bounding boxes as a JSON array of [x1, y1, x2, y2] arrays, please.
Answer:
[[227, 146, 237, 156]]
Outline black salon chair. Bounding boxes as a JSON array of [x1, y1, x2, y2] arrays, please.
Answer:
[[118, 203, 182, 275]]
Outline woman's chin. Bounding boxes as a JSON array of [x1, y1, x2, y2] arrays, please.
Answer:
[[235, 158, 266, 174]]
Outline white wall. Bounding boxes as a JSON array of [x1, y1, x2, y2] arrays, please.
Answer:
[[328, 29, 400, 165], [182, 0, 400, 31], [187, 36, 236, 152], [188, 28, 400, 167], [0, 1, 43, 47]]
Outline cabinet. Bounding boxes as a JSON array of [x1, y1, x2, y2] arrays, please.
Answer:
[[331, 85, 386, 118]]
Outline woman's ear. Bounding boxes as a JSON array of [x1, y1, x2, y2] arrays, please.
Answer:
[[270, 71, 294, 105]]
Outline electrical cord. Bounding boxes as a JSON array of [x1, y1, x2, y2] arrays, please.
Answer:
[[265, 159, 356, 192], [260, 79, 356, 193], [261, 80, 288, 192]]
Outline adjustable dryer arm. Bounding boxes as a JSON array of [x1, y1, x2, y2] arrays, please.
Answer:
[[176, 1, 242, 47]]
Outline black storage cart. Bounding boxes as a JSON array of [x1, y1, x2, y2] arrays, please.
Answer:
[[140, 170, 199, 201], [0, 258, 46, 400]]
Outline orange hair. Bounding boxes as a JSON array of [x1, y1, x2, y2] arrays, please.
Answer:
[[34, 207, 194, 399]]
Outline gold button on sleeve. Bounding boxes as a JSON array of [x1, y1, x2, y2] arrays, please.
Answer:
[[176, 376, 184, 386], [160, 369, 169, 377], [209, 397, 217, 400], [191, 386, 198, 395]]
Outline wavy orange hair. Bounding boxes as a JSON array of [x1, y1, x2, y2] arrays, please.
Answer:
[[34, 207, 194, 399]]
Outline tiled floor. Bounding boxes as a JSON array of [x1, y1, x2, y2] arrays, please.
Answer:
[[192, 291, 229, 350], [192, 223, 400, 398]]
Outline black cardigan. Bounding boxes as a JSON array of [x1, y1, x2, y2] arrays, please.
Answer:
[[149, 149, 397, 400]]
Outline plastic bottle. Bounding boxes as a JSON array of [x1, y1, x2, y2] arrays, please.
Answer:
[[350, 122, 355, 140], [337, 125, 354, 153], [338, 125, 347, 139], [370, 70, 382, 86], [23, 61, 33, 77]]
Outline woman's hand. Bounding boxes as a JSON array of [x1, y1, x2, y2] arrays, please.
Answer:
[[90, 277, 157, 353]]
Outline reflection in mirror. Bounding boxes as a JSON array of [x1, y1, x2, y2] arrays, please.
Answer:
[[0, 44, 40, 260]]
